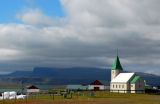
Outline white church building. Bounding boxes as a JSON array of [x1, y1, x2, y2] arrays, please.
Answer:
[[110, 54, 145, 93]]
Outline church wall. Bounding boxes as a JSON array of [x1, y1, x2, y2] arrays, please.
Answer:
[[110, 83, 129, 93], [131, 78, 145, 93], [131, 84, 136, 93]]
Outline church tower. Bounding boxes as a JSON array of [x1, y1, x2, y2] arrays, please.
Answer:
[[111, 54, 123, 80]]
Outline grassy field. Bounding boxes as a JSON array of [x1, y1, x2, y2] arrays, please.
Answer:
[[0, 91, 159, 104]]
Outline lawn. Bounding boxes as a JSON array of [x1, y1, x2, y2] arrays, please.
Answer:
[[0, 91, 159, 104]]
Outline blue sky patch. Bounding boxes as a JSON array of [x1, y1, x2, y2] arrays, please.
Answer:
[[0, 0, 64, 23]]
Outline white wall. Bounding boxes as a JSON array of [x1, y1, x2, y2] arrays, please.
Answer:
[[88, 85, 105, 90], [110, 78, 145, 93], [110, 83, 129, 93], [27, 89, 40, 93]]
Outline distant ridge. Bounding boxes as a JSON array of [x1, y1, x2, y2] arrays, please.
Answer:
[[0, 67, 159, 86]]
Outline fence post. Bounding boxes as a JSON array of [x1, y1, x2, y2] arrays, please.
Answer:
[[71, 92, 72, 99], [14, 96, 16, 104], [25, 94, 27, 104], [52, 93, 54, 100], [3, 93, 4, 104]]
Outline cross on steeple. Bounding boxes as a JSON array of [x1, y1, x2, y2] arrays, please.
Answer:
[[116, 49, 119, 56]]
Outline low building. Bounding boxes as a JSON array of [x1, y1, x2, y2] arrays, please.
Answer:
[[66, 85, 88, 91], [27, 85, 40, 93], [88, 80, 105, 91]]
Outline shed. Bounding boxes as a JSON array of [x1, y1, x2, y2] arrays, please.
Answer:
[[26, 85, 40, 93], [88, 80, 105, 91]]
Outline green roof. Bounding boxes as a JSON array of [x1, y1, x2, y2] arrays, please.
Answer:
[[130, 76, 140, 84], [111, 56, 123, 70]]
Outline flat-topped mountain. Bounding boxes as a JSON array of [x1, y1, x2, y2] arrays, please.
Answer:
[[0, 67, 159, 86]]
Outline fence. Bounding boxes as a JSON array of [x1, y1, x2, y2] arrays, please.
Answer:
[[0, 89, 159, 104], [109, 89, 145, 93]]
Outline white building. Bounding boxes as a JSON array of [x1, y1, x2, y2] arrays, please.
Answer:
[[88, 80, 105, 91], [110, 55, 145, 93], [27, 85, 40, 93]]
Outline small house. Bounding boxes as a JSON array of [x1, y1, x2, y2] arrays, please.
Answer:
[[27, 85, 40, 93], [88, 80, 105, 91]]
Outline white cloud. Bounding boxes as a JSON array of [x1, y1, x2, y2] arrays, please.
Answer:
[[0, 0, 160, 75], [0, 48, 19, 60], [16, 9, 63, 26]]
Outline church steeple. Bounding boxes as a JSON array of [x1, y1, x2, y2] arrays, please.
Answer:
[[111, 50, 123, 80], [111, 55, 123, 70]]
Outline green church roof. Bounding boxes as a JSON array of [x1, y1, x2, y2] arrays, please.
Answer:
[[130, 76, 140, 84], [111, 55, 123, 70]]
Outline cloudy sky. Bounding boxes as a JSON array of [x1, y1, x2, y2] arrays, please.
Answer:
[[0, 0, 160, 75]]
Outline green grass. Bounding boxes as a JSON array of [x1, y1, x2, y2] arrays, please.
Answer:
[[0, 91, 159, 104]]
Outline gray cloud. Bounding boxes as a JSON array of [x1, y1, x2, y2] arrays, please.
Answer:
[[0, 0, 160, 75]]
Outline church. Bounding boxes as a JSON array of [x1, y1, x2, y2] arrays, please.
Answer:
[[110, 54, 145, 93]]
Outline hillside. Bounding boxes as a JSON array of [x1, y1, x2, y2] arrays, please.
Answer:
[[0, 67, 159, 86]]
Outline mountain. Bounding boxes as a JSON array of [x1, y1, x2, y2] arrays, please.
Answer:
[[135, 72, 160, 86], [0, 67, 110, 85], [0, 67, 159, 86], [8, 71, 33, 77]]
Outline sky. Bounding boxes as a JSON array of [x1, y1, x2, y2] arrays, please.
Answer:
[[0, 0, 160, 75]]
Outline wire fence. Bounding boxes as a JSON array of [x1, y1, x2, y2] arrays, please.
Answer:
[[0, 89, 159, 104]]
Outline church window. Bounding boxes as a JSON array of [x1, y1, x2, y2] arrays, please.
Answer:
[[113, 84, 114, 88], [119, 85, 121, 88], [122, 85, 124, 88], [116, 85, 117, 88]]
